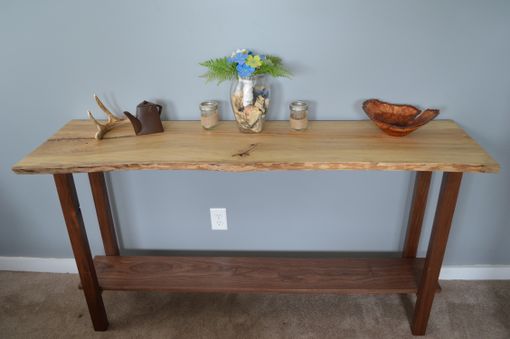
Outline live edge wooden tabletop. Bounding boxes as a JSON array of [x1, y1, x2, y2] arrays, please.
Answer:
[[12, 120, 499, 174]]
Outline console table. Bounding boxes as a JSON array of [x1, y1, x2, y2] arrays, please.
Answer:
[[12, 120, 499, 335]]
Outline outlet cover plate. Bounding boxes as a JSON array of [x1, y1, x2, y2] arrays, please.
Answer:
[[210, 208, 228, 230]]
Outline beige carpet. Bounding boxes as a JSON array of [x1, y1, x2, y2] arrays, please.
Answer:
[[1, 271, 509, 339]]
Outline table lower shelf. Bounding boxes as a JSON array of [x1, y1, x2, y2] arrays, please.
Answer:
[[93, 256, 429, 294]]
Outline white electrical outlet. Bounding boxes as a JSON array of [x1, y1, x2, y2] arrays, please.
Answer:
[[210, 208, 228, 230]]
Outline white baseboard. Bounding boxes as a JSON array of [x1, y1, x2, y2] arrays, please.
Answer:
[[1, 257, 510, 280], [0, 257, 77, 273], [439, 265, 510, 280]]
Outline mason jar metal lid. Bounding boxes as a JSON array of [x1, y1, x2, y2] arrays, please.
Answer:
[[199, 100, 218, 111], [290, 100, 308, 111]]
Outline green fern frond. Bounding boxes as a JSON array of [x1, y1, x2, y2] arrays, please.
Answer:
[[254, 59, 292, 78], [199, 57, 237, 84], [200, 52, 291, 83], [265, 55, 282, 65]]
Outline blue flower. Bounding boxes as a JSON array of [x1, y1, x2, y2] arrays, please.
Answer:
[[228, 52, 248, 64], [236, 63, 255, 78]]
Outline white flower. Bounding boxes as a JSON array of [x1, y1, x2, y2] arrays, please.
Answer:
[[232, 49, 248, 57]]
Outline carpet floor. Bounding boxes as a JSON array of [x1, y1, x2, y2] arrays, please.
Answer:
[[0, 271, 509, 338]]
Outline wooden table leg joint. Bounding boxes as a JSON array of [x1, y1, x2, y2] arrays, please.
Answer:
[[403, 171, 432, 259], [89, 172, 119, 256], [411, 172, 463, 335], [54, 173, 109, 331]]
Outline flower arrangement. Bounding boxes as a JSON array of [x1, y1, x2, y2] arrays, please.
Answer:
[[200, 49, 290, 133], [200, 49, 291, 83]]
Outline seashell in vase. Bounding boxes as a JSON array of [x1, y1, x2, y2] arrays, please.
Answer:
[[230, 75, 270, 133]]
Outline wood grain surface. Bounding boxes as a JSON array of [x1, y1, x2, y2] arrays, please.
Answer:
[[93, 256, 431, 294], [12, 120, 499, 174]]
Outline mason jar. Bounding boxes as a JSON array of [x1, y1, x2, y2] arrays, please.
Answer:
[[200, 101, 219, 130], [289, 100, 308, 131]]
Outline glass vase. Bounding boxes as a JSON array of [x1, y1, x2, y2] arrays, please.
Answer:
[[230, 75, 270, 133]]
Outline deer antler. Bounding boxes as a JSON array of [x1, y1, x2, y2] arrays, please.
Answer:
[[87, 94, 126, 140]]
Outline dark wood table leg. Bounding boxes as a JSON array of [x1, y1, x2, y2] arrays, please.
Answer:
[[54, 174, 108, 331], [89, 172, 119, 256], [411, 172, 463, 335], [403, 171, 432, 258]]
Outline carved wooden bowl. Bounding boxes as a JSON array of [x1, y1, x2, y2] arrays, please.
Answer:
[[362, 99, 439, 137]]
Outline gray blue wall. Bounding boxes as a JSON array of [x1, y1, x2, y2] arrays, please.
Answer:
[[1, 0, 509, 264]]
